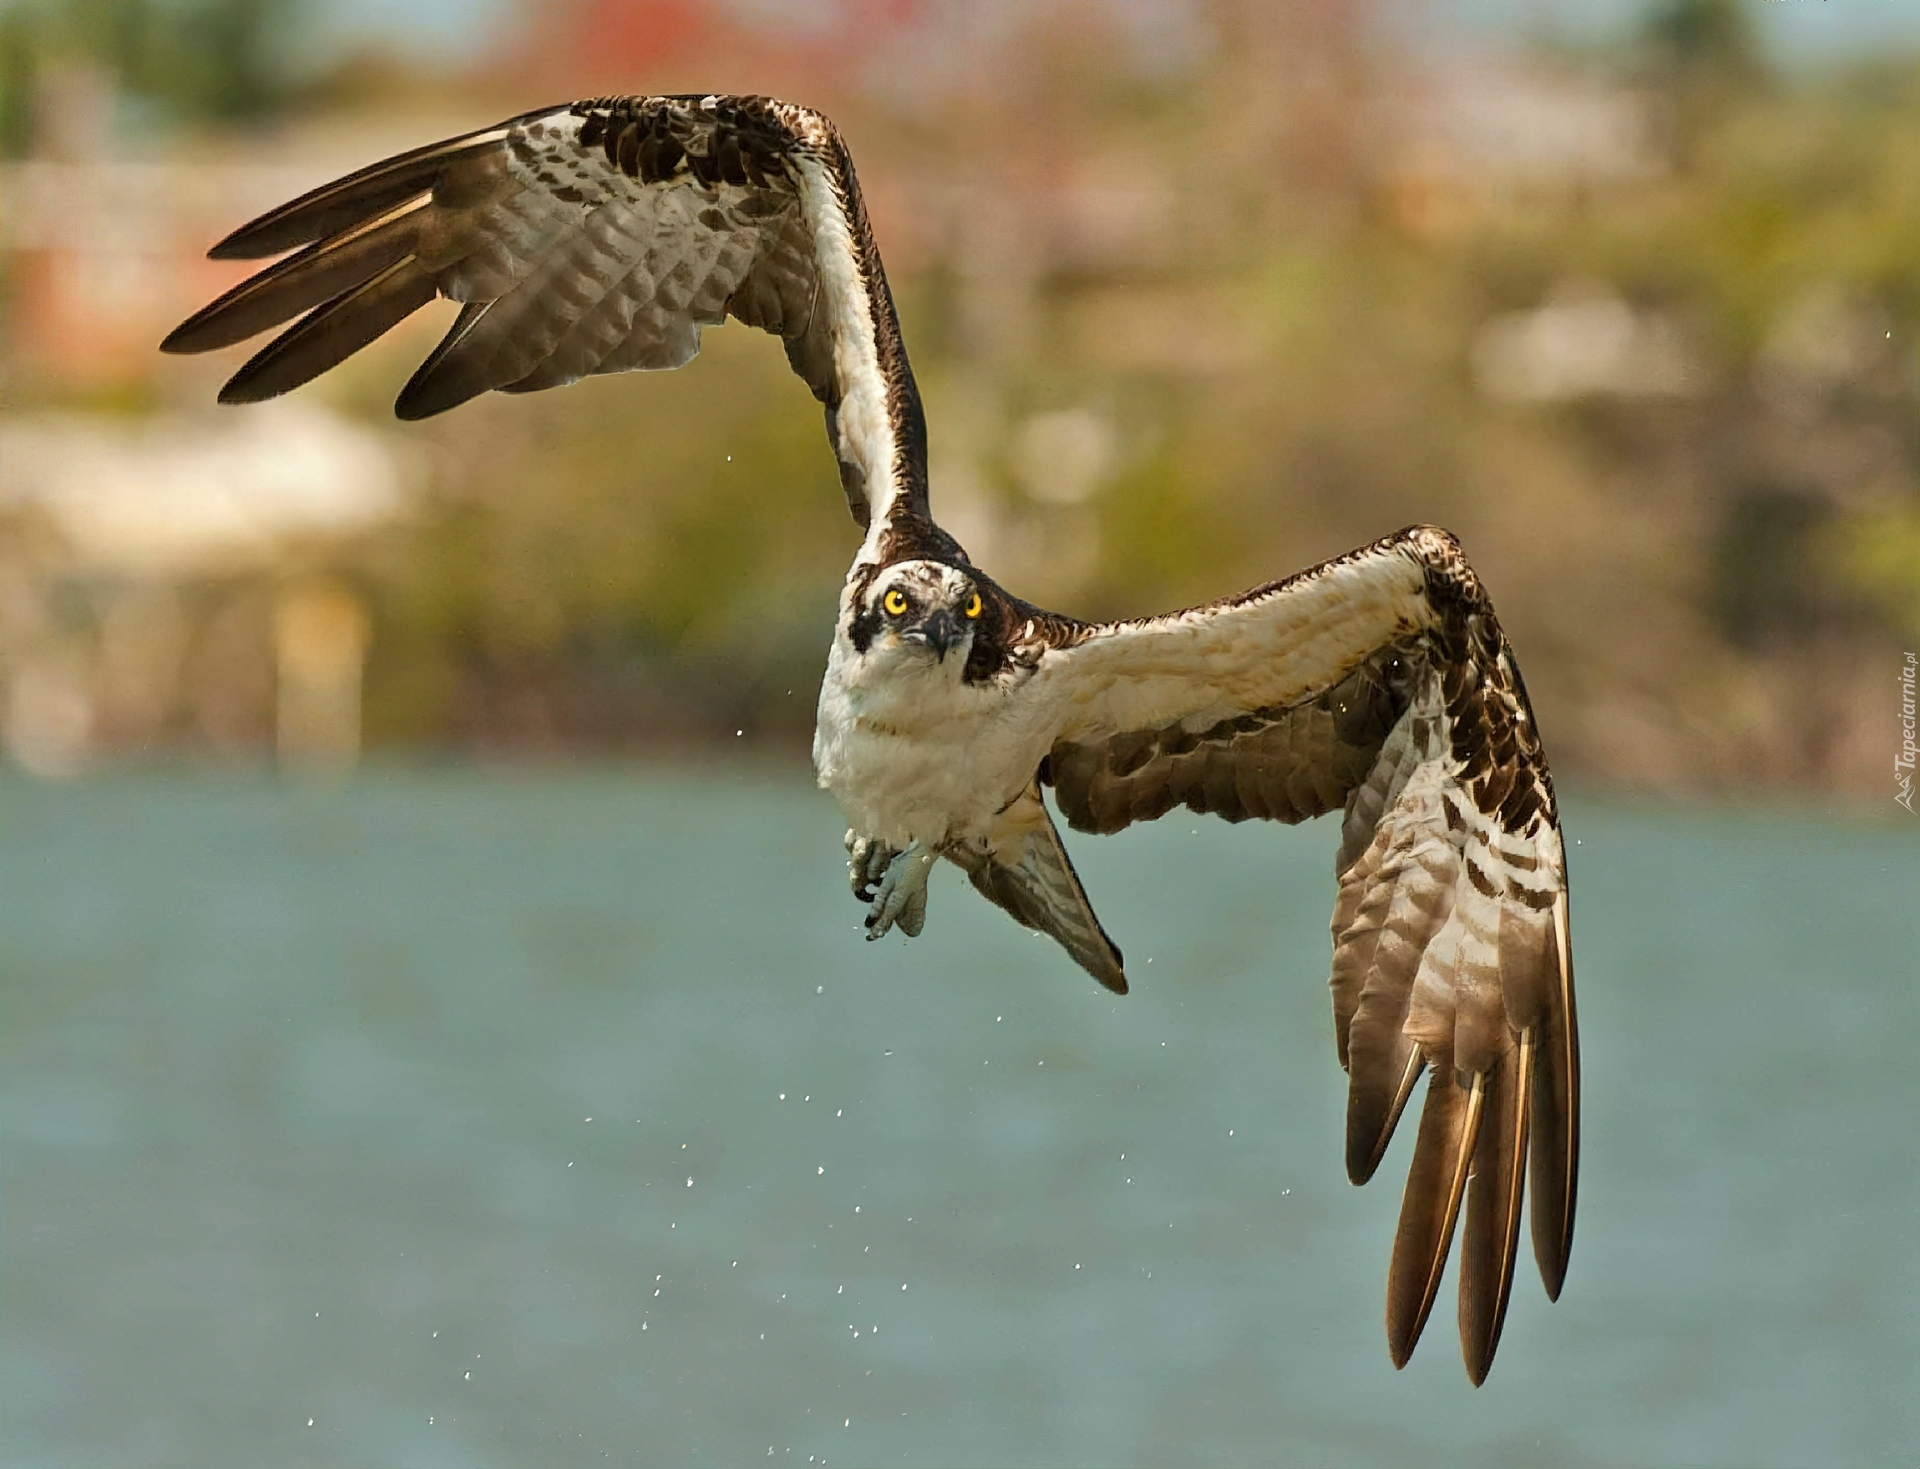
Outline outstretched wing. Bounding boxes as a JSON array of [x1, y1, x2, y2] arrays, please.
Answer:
[[1033, 525, 1578, 1385], [948, 785, 1128, 995], [161, 95, 929, 538]]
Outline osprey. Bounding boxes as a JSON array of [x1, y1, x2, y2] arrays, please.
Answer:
[[164, 94, 1579, 1384]]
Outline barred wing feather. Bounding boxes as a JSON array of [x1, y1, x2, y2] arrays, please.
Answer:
[[1036, 525, 1579, 1384], [161, 94, 928, 536]]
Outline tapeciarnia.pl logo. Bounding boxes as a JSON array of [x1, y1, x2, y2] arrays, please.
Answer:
[[1899, 652, 1916, 812]]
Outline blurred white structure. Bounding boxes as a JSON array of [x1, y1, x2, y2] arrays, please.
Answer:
[[1011, 408, 1117, 506], [0, 402, 404, 575], [1472, 280, 1697, 402], [0, 403, 405, 776]]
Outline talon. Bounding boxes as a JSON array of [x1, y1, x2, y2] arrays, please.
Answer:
[[864, 842, 936, 941]]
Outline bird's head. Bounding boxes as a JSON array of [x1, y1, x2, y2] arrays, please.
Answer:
[[847, 560, 985, 666]]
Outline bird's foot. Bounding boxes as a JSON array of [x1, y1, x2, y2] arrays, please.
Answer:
[[846, 830, 898, 902], [864, 841, 935, 941]]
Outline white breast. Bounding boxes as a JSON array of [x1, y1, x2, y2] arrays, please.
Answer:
[[813, 631, 1042, 850]]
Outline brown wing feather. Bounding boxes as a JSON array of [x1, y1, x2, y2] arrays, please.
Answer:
[[218, 256, 439, 405], [1036, 526, 1577, 1383], [1459, 1030, 1533, 1385], [1386, 1067, 1481, 1368], [1531, 892, 1580, 1300], [162, 95, 928, 531]]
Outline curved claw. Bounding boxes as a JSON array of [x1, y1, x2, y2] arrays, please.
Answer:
[[846, 830, 898, 903]]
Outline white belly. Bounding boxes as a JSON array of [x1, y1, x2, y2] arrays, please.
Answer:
[[812, 635, 1040, 849]]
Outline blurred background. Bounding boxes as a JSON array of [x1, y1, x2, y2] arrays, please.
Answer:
[[2, 3, 1916, 1467], [1, 0, 1916, 790]]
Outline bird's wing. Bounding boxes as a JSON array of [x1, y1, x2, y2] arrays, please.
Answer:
[[161, 95, 928, 535], [948, 785, 1128, 995], [1032, 525, 1578, 1385]]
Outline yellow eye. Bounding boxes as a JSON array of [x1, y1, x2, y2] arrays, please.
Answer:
[[883, 589, 909, 616], [964, 592, 983, 619]]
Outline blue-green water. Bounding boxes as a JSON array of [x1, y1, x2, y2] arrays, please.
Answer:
[[1, 768, 1913, 1466]]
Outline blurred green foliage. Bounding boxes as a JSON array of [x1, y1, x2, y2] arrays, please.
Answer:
[[1, 0, 304, 152], [5, 0, 1918, 791], [326, 1, 1920, 783]]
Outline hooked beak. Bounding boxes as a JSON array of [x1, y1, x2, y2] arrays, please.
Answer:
[[911, 608, 963, 660]]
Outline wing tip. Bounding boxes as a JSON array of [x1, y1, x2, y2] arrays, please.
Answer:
[[161, 298, 246, 356], [1345, 1047, 1424, 1186], [207, 226, 279, 262], [215, 375, 283, 407]]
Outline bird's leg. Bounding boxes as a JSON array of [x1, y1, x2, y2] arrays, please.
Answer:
[[846, 829, 898, 902], [864, 841, 936, 941]]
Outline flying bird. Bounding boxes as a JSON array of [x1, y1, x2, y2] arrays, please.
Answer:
[[163, 94, 1579, 1383]]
